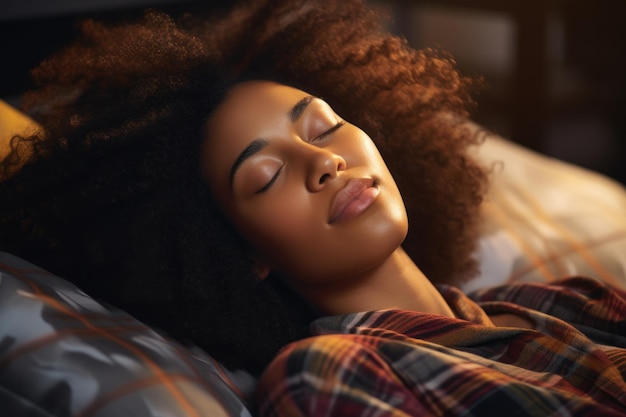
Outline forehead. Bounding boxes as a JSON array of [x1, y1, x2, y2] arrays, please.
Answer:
[[215, 80, 308, 121], [201, 81, 309, 192]]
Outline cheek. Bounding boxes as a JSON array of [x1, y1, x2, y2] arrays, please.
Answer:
[[338, 131, 388, 172], [232, 193, 320, 258]]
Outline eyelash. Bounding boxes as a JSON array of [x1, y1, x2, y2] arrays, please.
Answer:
[[312, 120, 345, 142], [257, 165, 284, 194], [256, 121, 345, 194]]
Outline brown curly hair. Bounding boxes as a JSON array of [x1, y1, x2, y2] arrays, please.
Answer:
[[0, 0, 487, 374]]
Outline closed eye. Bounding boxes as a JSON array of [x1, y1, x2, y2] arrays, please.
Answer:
[[312, 121, 345, 142], [256, 164, 284, 194], [256, 121, 344, 194]]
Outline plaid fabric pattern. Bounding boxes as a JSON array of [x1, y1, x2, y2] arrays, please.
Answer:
[[258, 277, 626, 416]]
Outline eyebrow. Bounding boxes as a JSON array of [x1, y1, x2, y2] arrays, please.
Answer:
[[229, 138, 269, 186], [288, 95, 313, 122], [229, 95, 314, 187]]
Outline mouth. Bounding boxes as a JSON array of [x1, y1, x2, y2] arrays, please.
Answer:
[[329, 178, 379, 224]]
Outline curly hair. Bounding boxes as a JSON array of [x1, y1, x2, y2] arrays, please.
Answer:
[[0, 0, 487, 374]]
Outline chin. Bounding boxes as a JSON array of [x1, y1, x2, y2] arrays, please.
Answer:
[[369, 202, 408, 239], [358, 216, 407, 260]]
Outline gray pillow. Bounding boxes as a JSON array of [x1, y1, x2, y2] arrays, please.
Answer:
[[0, 251, 256, 417]]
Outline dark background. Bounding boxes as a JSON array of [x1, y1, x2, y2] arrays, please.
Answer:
[[2, 0, 625, 184]]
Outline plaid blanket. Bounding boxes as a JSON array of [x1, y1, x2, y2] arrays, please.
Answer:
[[258, 277, 626, 416]]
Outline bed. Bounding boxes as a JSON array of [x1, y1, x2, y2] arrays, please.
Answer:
[[2, 99, 626, 416]]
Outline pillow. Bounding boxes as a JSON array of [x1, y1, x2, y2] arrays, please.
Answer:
[[0, 99, 40, 161], [0, 251, 256, 417], [464, 128, 626, 293]]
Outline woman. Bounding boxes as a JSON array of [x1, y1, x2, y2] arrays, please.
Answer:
[[207, 80, 626, 417], [2, 1, 626, 415], [203, 79, 457, 318], [0, 0, 485, 375]]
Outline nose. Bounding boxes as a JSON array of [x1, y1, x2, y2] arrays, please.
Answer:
[[305, 145, 346, 192]]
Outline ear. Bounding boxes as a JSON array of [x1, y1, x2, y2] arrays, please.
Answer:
[[253, 259, 270, 280], [246, 247, 271, 280]]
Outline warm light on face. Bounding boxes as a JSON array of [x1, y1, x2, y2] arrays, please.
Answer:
[[202, 81, 408, 290]]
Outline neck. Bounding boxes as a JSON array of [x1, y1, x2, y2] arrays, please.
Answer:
[[299, 247, 455, 317]]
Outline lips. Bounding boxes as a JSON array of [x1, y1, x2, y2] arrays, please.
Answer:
[[329, 178, 379, 224]]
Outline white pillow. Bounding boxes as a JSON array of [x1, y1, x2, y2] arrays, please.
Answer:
[[464, 129, 626, 293]]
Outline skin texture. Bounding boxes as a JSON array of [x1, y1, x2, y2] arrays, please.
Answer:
[[203, 81, 455, 317], [204, 81, 407, 287], [0, 0, 488, 373]]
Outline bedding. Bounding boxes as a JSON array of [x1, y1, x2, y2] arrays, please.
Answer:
[[467, 127, 626, 292], [3, 100, 626, 416], [258, 277, 626, 416], [0, 99, 40, 161], [0, 251, 255, 417]]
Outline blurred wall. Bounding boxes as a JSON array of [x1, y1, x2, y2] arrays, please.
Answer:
[[1, 0, 179, 20], [370, 0, 626, 184]]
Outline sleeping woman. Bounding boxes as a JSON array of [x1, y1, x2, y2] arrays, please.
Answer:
[[0, 0, 625, 415], [241, 81, 626, 417]]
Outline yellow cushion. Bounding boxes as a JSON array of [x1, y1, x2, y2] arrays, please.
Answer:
[[0, 100, 40, 160]]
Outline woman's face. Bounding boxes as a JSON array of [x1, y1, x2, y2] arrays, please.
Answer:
[[202, 81, 407, 290]]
